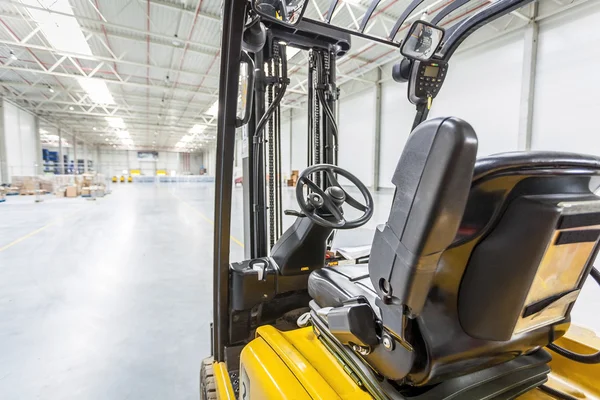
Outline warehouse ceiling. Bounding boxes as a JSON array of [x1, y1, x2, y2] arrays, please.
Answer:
[[0, 0, 587, 152]]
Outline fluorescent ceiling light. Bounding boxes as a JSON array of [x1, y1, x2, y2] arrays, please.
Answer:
[[206, 100, 218, 117], [105, 117, 126, 128], [78, 78, 115, 105], [189, 124, 206, 134], [39, 129, 49, 134], [22, 0, 115, 105], [116, 131, 130, 139]]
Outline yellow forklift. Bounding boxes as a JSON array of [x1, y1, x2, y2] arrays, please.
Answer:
[[202, 0, 600, 398]]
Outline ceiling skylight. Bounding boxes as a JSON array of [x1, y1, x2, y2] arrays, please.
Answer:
[[105, 117, 126, 129], [206, 100, 218, 117], [21, 0, 115, 105], [189, 124, 206, 134], [78, 78, 115, 105]]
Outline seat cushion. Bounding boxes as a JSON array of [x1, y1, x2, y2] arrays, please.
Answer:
[[308, 265, 381, 318]]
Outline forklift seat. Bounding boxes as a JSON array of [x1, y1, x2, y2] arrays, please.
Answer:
[[308, 117, 600, 389]]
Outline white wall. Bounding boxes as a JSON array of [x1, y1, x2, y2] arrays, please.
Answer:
[[280, 111, 292, 179], [338, 87, 377, 187], [94, 149, 201, 176], [291, 108, 308, 173], [531, 4, 600, 153], [429, 31, 525, 157], [1, 100, 39, 179], [378, 80, 417, 188], [205, 145, 216, 176]]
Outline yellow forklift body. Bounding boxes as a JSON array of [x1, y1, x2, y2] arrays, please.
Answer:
[[210, 325, 600, 400], [214, 362, 236, 400], [237, 325, 372, 400]]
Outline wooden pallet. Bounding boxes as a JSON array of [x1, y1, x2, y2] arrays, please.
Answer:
[[19, 190, 48, 196]]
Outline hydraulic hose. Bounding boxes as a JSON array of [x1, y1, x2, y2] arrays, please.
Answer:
[[252, 43, 288, 252], [314, 51, 338, 165], [255, 43, 288, 139], [547, 267, 600, 364]]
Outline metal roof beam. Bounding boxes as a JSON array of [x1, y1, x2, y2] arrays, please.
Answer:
[[36, 107, 211, 123], [0, 1, 221, 51], [0, 80, 214, 109], [1, 94, 211, 114], [0, 63, 218, 96], [0, 35, 219, 79], [144, 0, 221, 22]]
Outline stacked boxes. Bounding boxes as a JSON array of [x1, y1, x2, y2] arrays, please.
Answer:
[[11, 176, 54, 195], [12, 176, 37, 195], [8, 174, 108, 199], [287, 170, 300, 187]]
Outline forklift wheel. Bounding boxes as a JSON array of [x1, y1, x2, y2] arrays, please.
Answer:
[[200, 357, 217, 400]]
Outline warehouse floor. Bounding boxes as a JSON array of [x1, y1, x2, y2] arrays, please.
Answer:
[[0, 183, 599, 400]]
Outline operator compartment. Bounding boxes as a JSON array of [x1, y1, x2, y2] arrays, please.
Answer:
[[308, 116, 600, 397]]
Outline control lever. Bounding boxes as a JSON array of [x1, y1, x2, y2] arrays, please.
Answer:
[[284, 209, 306, 217], [250, 260, 268, 281]]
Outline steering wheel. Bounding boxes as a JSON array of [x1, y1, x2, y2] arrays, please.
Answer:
[[296, 164, 374, 229]]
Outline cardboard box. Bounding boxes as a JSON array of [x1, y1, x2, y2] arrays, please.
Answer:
[[55, 187, 66, 198], [65, 186, 78, 198]]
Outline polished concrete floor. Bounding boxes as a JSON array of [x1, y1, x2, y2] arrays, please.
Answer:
[[0, 183, 599, 399]]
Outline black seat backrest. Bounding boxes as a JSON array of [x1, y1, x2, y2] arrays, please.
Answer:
[[368, 117, 478, 316], [367, 117, 600, 386], [402, 151, 600, 386]]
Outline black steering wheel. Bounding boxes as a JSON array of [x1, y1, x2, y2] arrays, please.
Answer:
[[295, 164, 374, 229]]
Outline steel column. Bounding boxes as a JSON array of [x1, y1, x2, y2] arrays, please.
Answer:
[[58, 128, 64, 174], [517, 3, 539, 151], [33, 115, 42, 175], [0, 101, 6, 183], [373, 67, 382, 191], [73, 134, 77, 175]]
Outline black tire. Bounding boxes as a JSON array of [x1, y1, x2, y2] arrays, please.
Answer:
[[200, 357, 217, 400]]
